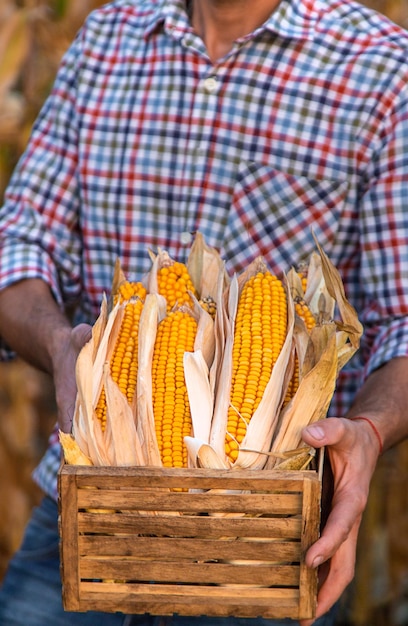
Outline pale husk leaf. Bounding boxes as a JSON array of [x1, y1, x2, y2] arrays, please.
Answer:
[[73, 337, 111, 466], [274, 447, 315, 471], [91, 293, 108, 361], [91, 301, 124, 410], [303, 252, 335, 321], [110, 257, 127, 302], [136, 293, 163, 467], [185, 436, 230, 470], [209, 274, 238, 460], [266, 328, 338, 468], [209, 262, 230, 399], [59, 431, 93, 466], [184, 350, 213, 444], [186, 231, 229, 299], [104, 365, 145, 466], [190, 296, 215, 368], [313, 236, 363, 350]]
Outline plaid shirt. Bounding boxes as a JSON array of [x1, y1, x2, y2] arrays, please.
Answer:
[[1, 0, 408, 500]]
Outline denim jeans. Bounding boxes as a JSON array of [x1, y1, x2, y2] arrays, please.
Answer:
[[0, 497, 338, 626]]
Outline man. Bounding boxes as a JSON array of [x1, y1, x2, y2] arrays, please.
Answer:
[[1, 0, 408, 625]]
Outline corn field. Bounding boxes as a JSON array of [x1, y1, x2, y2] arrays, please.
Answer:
[[0, 1, 408, 625]]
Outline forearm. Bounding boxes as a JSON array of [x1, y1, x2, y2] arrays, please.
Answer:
[[346, 356, 408, 452], [0, 278, 72, 373], [0, 278, 92, 431]]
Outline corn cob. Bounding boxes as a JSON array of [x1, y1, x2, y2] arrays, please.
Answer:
[[198, 295, 217, 319], [113, 280, 147, 306], [283, 297, 317, 405], [152, 309, 198, 468], [157, 260, 197, 311], [95, 281, 147, 430], [225, 271, 287, 463], [294, 297, 316, 331], [59, 431, 93, 465], [296, 262, 309, 295]]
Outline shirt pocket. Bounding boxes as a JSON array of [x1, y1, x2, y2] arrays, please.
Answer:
[[221, 161, 349, 274]]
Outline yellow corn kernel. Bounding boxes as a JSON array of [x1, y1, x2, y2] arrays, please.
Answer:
[[157, 261, 197, 311], [152, 310, 197, 468], [297, 262, 309, 294], [283, 297, 316, 406], [59, 431, 93, 466], [225, 271, 287, 463], [294, 297, 316, 332], [113, 280, 147, 306], [95, 283, 146, 431], [198, 295, 217, 319]]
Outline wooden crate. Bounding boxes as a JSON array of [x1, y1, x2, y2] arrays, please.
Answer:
[[58, 464, 321, 620]]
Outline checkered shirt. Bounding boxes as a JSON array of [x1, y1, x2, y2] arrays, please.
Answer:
[[1, 0, 408, 499]]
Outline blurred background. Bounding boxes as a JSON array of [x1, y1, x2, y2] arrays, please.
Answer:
[[0, 1, 407, 625]]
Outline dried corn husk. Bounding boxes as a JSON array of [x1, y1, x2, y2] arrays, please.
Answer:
[[266, 242, 363, 468], [186, 231, 230, 301], [134, 293, 163, 466], [187, 258, 295, 471], [72, 297, 147, 466], [69, 234, 362, 476], [184, 351, 213, 445], [59, 431, 93, 466], [137, 300, 216, 468]]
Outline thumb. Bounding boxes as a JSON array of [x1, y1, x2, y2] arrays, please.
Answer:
[[71, 323, 92, 351], [302, 417, 347, 449]]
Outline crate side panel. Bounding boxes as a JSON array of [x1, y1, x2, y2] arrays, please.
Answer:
[[79, 559, 300, 587], [77, 583, 301, 619], [78, 535, 302, 562], [58, 472, 81, 611], [77, 510, 303, 538], [59, 465, 321, 619], [298, 475, 321, 619], [69, 465, 313, 491], [76, 489, 303, 515]]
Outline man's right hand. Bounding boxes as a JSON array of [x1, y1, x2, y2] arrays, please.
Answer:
[[0, 278, 92, 432], [51, 323, 92, 433]]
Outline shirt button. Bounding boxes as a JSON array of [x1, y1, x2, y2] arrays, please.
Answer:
[[203, 76, 218, 94], [181, 231, 193, 245]]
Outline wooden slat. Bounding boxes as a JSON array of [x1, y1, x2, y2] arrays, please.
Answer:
[[79, 559, 300, 586], [298, 475, 321, 619], [77, 583, 301, 618], [58, 469, 81, 611], [62, 464, 316, 491], [79, 534, 302, 562], [78, 510, 303, 538], [77, 489, 303, 515]]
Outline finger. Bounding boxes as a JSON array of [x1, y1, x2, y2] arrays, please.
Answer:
[[313, 523, 359, 619], [71, 323, 92, 351], [305, 502, 362, 569], [305, 455, 366, 567], [301, 417, 349, 450]]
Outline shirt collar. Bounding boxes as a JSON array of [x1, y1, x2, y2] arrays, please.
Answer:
[[144, 0, 320, 43], [144, 0, 191, 40]]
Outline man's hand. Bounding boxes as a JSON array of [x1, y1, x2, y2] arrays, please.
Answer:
[[0, 279, 92, 433], [51, 323, 92, 432], [298, 416, 380, 626]]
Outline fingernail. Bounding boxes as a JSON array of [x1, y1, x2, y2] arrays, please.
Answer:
[[305, 424, 325, 440], [312, 555, 324, 568]]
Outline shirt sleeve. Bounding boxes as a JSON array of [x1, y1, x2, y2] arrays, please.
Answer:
[[358, 80, 408, 380], [0, 28, 85, 360]]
